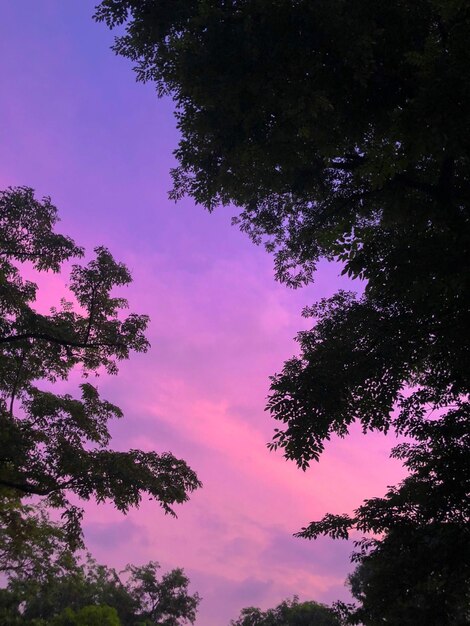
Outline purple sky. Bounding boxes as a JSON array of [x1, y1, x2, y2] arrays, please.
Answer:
[[0, 2, 404, 623]]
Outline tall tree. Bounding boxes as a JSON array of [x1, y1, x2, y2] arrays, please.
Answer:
[[0, 186, 201, 548], [96, 1, 470, 621], [94, 0, 469, 443]]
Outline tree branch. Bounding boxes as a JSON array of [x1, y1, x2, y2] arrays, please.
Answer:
[[0, 477, 75, 497], [0, 479, 56, 496], [9, 347, 26, 417], [0, 332, 125, 350]]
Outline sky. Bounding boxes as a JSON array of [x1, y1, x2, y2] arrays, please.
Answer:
[[0, 2, 404, 624]]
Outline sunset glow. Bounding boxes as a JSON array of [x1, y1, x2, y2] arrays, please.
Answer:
[[0, 3, 405, 623]]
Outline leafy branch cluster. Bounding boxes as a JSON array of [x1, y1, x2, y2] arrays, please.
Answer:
[[0, 517, 200, 626], [0, 186, 201, 555]]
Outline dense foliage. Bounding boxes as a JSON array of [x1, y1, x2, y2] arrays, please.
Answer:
[[0, 494, 69, 576], [96, 1, 470, 622], [298, 403, 470, 624], [229, 596, 340, 626], [0, 518, 200, 626], [0, 186, 201, 551], [95, 0, 469, 456]]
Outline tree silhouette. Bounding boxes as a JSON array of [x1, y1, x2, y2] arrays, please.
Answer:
[[0, 186, 201, 550], [96, 2, 470, 621]]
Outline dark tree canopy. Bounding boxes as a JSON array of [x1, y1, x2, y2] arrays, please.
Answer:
[[95, 0, 470, 458], [96, 2, 470, 622], [0, 525, 200, 626], [123, 562, 200, 626], [297, 404, 470, 624], [0, 495, 69, 577], [344, 522, 470, 626], [0, 186, 201, 547], [230, 596, 340, 626]]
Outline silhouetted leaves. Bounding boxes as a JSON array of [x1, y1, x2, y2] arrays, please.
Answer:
[[96, 4, 470, 622], [0, 187, 201, 552], [230, 596, 340, 626], [0, 537, 200, 626]]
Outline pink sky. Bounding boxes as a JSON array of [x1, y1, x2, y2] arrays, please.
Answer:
[[0, 2, 404, 623]]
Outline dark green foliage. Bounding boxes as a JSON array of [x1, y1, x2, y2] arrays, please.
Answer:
[[51, 605, 122, 626], [0, 494, 71, 577], [94, 0, 470, 435], [123, 562, 200, 626], [345, 524, 470, 626], [95, 0, 470, 275], [94, 0, 470, 461], [230, 596, 340, 626], [296, 405, 470, 624], [0, 534, 200, 626], [0, 186, 201, 550], [96, 2, 470, 623]]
